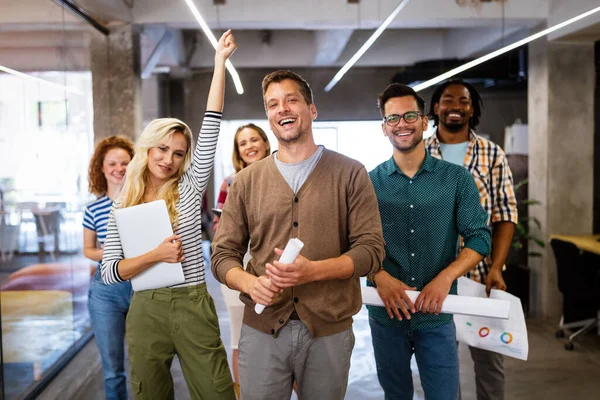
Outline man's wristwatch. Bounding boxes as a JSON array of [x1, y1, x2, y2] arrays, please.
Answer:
[[367, 270, 380, 286]]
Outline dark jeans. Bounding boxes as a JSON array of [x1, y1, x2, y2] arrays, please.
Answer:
[[369, 317, 459, 400]]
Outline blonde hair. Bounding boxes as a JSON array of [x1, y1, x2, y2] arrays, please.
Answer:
[[232, 124, 271, 172], [120, 118, 193, 226]]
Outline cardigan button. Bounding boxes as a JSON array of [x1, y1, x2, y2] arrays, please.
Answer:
[[294, 197, 299, 202], [293, 222, 298, 227]]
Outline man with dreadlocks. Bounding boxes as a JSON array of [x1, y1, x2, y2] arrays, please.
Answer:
[[425, 80, 518, 400]]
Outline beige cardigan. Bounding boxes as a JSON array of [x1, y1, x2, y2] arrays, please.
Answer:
[[211, 149, 385, 338]]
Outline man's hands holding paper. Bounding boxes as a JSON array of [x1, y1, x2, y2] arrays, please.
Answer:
[[374, 269, 454, 318], [485, 267, 507, 297], [414, 271, 453, 315], [232, 246, 310, 308], [265, 247, 316, 288], [247, 275, 283, 307], [373, 270, 416, 320]]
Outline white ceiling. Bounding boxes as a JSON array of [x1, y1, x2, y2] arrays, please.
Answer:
[[0, 0, 598, 73]]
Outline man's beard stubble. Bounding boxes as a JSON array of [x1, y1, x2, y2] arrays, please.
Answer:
[[440, 118, 468, 133]]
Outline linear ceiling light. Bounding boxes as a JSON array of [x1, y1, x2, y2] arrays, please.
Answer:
[[324, 0, 411, 92], [0, 65, 84, 96], [413, 5, 600, 92], [183, 0, 244, 94]]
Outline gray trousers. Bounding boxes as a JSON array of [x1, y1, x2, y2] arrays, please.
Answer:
[[459, 344, 505, 400], [238, 321, 355, 400]]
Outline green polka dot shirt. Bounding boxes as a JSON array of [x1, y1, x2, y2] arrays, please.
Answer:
[[368, 152, 491, 330]]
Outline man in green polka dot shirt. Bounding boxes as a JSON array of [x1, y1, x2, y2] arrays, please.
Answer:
[[368, 83, 491, 400]]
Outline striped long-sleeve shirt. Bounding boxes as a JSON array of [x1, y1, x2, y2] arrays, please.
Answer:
[[425, 130, 518, 284], [101, 111, 221, 287], [83, 195, 112, 246]]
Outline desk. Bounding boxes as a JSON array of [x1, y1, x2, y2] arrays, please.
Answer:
[[549, 234, 600, 255], [550, 234, 600, 340]]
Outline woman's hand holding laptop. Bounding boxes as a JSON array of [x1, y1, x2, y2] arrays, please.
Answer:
[[152, 234, 185, 263]]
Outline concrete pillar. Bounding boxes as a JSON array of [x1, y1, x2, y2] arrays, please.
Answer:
[[528, 39, 595, 320], [90, 25, 141, 143], [142, 74, 160, 127]]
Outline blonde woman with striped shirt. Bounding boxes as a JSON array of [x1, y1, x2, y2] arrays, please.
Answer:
[[100, 30, 237, 400]]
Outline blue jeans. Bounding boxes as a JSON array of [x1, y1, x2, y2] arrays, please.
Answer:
[[369, 317, 459, 400], [88, 269, 133, 400]]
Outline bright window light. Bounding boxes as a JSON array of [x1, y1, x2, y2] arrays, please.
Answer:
[[413, 5, 600, 92], [183, 0, 244, 94], [0, 65, 84, 96], [324, 0, 411, 92]]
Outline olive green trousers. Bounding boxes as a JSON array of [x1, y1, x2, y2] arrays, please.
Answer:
[[126, 283, 235, 400]]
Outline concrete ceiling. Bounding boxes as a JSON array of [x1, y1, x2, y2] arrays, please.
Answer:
[[561, 22, 600, 42], [0, 0, 599, 74]]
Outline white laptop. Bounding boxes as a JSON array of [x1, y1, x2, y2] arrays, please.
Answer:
[[114, 199, 185, 291]]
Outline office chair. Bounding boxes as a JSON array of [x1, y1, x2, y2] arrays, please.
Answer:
[[551, 238, 600, 350]]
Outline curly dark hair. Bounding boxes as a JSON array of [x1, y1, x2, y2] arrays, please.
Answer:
[[428, 79, 483, 129], [88, 136, 135, 196]]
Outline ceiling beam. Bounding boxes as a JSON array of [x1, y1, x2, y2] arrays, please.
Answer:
[[314, 30, 354, 66], [141, 28, 173, 79], [52, 0, 109, 35]]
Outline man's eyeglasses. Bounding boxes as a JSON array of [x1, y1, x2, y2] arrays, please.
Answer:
[[383, 111, 422, 126]]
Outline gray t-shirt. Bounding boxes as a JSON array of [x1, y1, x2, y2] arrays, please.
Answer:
[[274, 145, 324, 194]]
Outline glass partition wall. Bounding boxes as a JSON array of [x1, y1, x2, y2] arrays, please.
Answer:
[[0, 3, 97, 398]]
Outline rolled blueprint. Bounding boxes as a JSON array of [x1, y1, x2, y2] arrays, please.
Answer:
[[255, 238, 305, 314], [362, 286, 510, 319]]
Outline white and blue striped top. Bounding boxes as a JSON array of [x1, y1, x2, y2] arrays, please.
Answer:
[[101, 111, 221, 288], [82, 195, 113, 246]]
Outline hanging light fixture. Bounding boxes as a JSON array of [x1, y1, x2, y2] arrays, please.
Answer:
[[413, 5, 600, 92], [0, 65, 84, 96], [324, 0, 412, 92], [183, 0, 244, 94]]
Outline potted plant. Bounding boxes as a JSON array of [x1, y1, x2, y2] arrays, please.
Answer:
[[511, 178, 546, 258], [504, 178, 545, 317]]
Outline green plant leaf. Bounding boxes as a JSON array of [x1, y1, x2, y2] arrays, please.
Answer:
[[514, 178, 528, 191]]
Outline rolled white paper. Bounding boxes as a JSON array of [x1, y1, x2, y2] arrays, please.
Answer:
[[255, 238, 305, 314], [361, 286, 510, 320]]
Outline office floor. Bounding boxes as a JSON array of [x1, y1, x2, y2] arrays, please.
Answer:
[[78, 319, 600, 400], [1, 253, 92, 400], [74, 243, 600, 400]]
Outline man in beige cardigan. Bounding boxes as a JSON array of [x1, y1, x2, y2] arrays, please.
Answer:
[[211, 69, 385, 400]]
